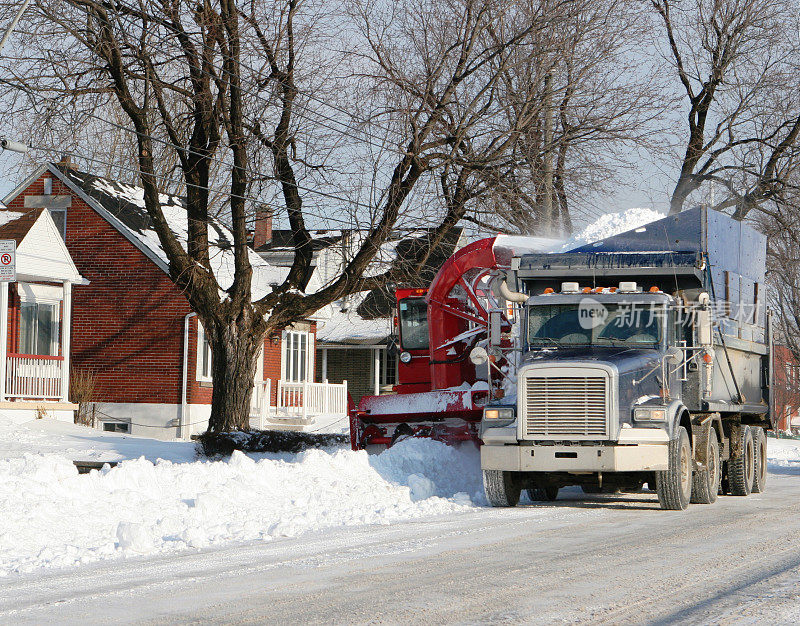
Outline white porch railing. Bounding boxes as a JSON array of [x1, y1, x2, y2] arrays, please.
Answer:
[[249, 379, 348, 427], [250, 379, 272, 429], [6, 354, 64, 399]]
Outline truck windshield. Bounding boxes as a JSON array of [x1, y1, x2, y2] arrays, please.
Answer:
[[527, 303, 663, 348], [398, 297, 429, 350]]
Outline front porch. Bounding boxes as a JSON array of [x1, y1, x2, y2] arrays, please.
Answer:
[[0, 281, 76, 416], [249, 378, 348, 430], [0, 208, 83, 420]]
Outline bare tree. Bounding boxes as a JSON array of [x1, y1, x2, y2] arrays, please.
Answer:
[[469, 0, 661, 236], [0, 0, 569, 431], [650, 0, 800, 218]]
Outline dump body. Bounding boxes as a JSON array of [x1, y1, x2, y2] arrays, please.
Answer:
[[481, 208, 773, 509]]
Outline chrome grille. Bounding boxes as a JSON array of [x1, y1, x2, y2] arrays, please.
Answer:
[[524, 375, 608, 438]]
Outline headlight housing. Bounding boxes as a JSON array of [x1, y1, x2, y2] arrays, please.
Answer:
[[399, 351, 412, 364], [484, 407, 515, 421], [634, 407, 667, 421]]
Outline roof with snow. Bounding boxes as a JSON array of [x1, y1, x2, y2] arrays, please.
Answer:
[[35, 164, 287, 301]]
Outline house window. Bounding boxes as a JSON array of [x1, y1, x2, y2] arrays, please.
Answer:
[[20, 302, 60, 356], [283, 330, 313, 382], [49, 209, 67, 240], [196, 323, 212, 381], [380, 348, 397, 386], [102, 421, 130, 433]]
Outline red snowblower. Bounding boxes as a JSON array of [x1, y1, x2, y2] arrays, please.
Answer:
[[350, 236, 546, 450]]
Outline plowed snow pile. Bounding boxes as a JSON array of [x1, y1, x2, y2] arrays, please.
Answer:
[[0, 425, 482, 576]]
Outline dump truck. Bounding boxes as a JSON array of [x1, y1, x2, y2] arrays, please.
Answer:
[[479, 207, 774, 510]]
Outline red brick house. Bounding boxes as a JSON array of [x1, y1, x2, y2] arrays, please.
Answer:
[[774, 344, 800, 434], [3, 163, 346, 439], [0, 206, 83, 423]]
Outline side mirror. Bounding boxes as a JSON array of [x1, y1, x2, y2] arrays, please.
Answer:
[[470, 346, 489, 365]]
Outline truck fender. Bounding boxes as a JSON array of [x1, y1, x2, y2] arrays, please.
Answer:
[[690, 413, 722, 468], [662, 400, 690, 442]]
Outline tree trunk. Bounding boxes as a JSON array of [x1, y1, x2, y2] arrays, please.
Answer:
[[206, 317, 265, 433]]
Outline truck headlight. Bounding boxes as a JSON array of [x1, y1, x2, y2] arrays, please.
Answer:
[[634, 408, 667, 421], [484, 407, 515, 420], [399, 351, 412, 363]]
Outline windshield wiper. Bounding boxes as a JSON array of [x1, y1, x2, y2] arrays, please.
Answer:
[[531, 337, 564, 349]]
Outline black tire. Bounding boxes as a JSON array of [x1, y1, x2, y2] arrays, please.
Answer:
[[656, 426, 692, 510], [691, 427, 720, 504], [527, 486, 559, 501], [729, 425, 754, 496], [751, 427, 768, 494], [483, 470, 520, 507]]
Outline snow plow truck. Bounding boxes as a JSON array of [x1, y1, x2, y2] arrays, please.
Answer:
[[352, 207, 774, 511]]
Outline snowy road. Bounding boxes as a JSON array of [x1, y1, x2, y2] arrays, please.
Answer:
[[3, 464, 800, 624]]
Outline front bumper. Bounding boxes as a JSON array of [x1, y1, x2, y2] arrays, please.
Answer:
[[482, 439, 668, 472]]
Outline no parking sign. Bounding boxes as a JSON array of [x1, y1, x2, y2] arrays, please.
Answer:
[[0, 240, 16, 282]]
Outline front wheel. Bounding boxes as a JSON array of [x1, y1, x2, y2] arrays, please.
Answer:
[[751, 427, 768, 494], [483, 470, 521, 507], [656, 426, 692, 510]]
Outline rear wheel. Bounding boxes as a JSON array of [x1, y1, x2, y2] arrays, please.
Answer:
[[729, 425, 754, 496], [483, 470, 520, 507], [691, 427, 720, 504], [656, 426, 692, 510], [751, 427, 768, 494], [527, 486, 559, 501]]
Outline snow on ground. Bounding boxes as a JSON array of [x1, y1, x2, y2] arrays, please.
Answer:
[[0, 417, 481, 576], [3, 415, 797, 579], [766, 436, 800, 470]]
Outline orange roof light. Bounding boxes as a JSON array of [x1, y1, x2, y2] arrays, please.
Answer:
[[543, 287, 555, 294], [649, 286, 660, 293], [582, 287, 592, 293], [593, 287, 603, 294], [609, 287, 617, 292], [412, 288, 427, 295]]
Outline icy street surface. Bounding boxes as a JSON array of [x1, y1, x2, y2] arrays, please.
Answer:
[[1, 418, 800, 624]]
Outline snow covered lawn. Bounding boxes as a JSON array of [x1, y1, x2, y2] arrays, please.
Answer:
[[0, 417, 483, 576]]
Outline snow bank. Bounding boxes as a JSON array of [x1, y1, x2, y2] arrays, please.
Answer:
[[0, 438, 481, 576], [767, 436, 800, 469], [562, 208, 665, 251]]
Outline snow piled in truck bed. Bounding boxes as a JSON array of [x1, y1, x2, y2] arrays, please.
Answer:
[[562, 208, 666, 251], [0, 418, 482, 576]]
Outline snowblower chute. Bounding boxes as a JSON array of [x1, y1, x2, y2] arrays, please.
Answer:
[[351, 237, 539, 450]]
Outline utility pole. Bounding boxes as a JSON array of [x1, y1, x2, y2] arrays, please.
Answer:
[[0, 1, 31, 154], [0, 0, 31, 53]]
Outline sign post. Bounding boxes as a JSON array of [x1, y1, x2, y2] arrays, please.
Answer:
[[0, 240, 15, 282], [0, 240, 12, 402]]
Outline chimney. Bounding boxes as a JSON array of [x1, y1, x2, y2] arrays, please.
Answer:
[[253, 205, 273, 249]]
